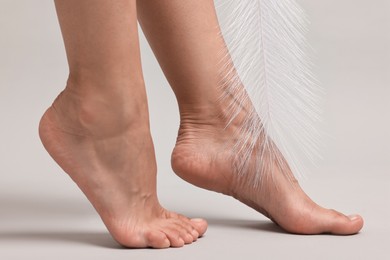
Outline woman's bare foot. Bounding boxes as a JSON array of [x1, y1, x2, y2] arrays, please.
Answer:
[[39, 88, 207, 248], [172, 104, 364, 235], [132, 0, 363, 236]]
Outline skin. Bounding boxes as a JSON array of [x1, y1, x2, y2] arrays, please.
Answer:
[[40, 0, 207, 248], [39, 0, 363, 249], [138, 0, 364, 234]]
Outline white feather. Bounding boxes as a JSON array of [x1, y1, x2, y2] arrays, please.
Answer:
[[215, 0, 322, 185]]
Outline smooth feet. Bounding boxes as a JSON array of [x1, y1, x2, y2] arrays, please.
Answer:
[[39, 88, 207, 248], [39, 82, 362, 250], [172, 105, 364, 235]]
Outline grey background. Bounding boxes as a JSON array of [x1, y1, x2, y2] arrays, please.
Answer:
[[0, 0, 389, 259]]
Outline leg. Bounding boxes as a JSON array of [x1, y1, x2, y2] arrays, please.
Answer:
[[137, 0, 364, 234], [40, 0, 206, 248]]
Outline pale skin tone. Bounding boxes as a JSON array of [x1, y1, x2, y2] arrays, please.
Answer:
[[39, 0, 364, 249]]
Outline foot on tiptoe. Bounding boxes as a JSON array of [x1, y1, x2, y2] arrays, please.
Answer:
[[39, 87, 207, 248]]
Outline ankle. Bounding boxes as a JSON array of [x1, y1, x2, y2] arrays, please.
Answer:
[[178, 100, 252, 133], [49, 77, 150, 137]]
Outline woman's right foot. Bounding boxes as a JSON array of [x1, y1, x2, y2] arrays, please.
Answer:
[[171, 102, 364, 235], [39, 87, 207, 248]]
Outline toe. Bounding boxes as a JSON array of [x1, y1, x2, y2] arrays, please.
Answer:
[[175, 217, 200, 241], [323, 210, 364, 235], [145, 230, 170, 249], [171, 220, 195, 244], [183, 233, 195, 244], [278, 203, 364, 235], [179, 223, 198, 242], [190, 218, 208, 237], [294, 207, 364, 235], [163, 226, 186, 247], [169, 212, 206, 239]]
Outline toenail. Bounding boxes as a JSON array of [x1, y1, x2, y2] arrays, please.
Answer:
[[348, 214, 359, 221], [191, 218, 204, 222]]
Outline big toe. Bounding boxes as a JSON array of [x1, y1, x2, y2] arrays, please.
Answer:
[[298, 207, 364, 235], [322, 210, 364, 235], [280, 205, 364, 235]]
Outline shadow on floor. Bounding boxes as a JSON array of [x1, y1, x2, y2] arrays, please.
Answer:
[[0, 219, 285, 249], [0, 195, 285, 248], [206, 217, 286, 234], [0, 231, 121, 249]]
